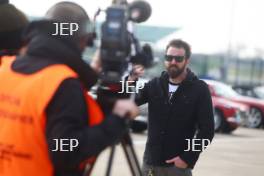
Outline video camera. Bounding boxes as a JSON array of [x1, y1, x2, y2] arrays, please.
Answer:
[[98, 0, 153, 83], [93, 0, 153, 113], [83, 2, 152, 175]]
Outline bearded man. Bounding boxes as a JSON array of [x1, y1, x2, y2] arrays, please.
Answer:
[[128, 39, 215, 176]]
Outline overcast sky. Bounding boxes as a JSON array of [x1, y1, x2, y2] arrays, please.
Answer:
[[11, 0, 264, 56]]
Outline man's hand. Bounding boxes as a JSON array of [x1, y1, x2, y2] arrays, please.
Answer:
[[128, 64, 145, 82], [112, 99, 139, 119], [166, 156, 188, 169]]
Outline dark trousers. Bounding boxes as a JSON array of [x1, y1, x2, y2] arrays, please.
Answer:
[[142, 163, 192, 176]]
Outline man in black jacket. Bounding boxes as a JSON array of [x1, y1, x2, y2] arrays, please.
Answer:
[[128, 39, 214, 176], [0, 2, 138, 176]]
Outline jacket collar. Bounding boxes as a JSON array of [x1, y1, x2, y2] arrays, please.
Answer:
[[159, 68, 198, 97]]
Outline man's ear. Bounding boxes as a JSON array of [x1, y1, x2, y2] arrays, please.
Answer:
[[186, 58, 190, 65]]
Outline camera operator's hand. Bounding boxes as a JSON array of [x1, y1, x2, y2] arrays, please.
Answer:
[[90, 50, 102, 74], [128, 64, 145, 82], [113, 99, 139, 119]]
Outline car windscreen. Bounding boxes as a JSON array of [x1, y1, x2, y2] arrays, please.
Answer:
[[214, 83, 240, 98], [254, 87, 264, 99]]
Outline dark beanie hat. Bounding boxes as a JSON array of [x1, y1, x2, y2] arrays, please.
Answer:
[[0, 0, 9, 4], [0, 0, 29, 50]]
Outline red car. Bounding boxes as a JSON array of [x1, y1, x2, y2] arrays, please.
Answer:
[[204, 79, 264, 128], [212, 96, 249, 133]]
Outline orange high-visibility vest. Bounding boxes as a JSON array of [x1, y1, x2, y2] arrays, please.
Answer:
[[0, 55, 16, 66], [0, 56, 103, 176]]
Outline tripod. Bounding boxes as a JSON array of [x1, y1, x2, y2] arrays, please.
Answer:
[[83, 67, 143, 175], [106, 131, 143, 176], [104, 87, 143, 176], [83, 130, 143, 176]]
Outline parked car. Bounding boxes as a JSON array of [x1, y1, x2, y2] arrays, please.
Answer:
[[130, 77, 249, 134], [233, 85, 264, 100], [132, 94, 248, 134], [204, 79, 264, 128], [212, 96, 248, 133]]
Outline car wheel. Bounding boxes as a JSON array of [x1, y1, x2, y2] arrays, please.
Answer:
[[246, 107, 263, 128], [214, 109, 233, 133], [214, 109, 223, 132]]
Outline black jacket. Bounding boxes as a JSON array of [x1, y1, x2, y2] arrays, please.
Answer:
[[12, 20, 127, 176], [136, 69, 214, 169]]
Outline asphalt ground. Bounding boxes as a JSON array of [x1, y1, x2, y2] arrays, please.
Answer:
[[91, 127, 264, 176]]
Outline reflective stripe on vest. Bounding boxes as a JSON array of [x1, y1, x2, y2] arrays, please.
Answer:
[[0, 57, 104, 176]]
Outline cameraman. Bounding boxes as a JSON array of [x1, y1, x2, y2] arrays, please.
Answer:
[[0, 2, 138, 176], [128, 39, 214, 176]]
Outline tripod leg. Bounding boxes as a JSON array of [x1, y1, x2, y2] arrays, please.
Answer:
[[121, 133, 143, 176], [106, 145, 116, 176]]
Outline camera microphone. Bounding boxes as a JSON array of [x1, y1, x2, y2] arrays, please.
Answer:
[[129, 0, 152, 23]]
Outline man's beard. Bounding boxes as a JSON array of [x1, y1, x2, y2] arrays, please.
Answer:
[[167, 65, 186, 79]]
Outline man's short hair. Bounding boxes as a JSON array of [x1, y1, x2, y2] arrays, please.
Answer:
[[45, 1, 91, 42], [165, 39, 192, 59]]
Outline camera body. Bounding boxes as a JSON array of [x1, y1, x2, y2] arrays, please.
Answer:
[[96, 0, 152, 113], [100, 5, 131, 83], [99, 0, 152, 84]]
